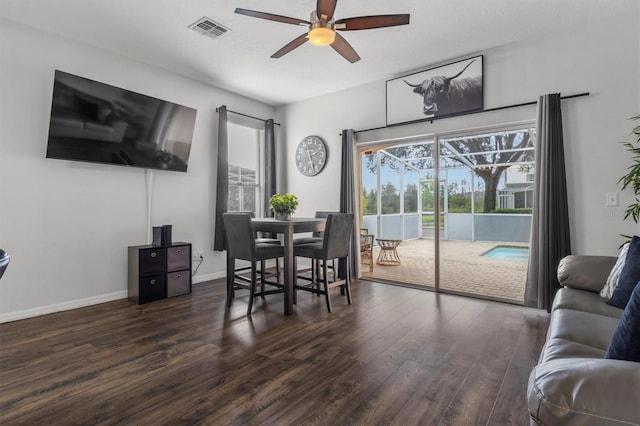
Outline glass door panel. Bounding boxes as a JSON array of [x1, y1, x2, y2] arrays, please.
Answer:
[[437, 128, 535, 303]]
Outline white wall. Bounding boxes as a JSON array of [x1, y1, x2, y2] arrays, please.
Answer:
[[278, 8, 640, 256], [0, 19, 276, 322]]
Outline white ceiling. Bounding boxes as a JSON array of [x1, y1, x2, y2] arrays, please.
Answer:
[[0, 0, 634, 106]]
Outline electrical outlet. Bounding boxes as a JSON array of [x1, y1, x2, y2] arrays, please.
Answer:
[[606, 192, 618, 207], [197, 250, 204, 260]]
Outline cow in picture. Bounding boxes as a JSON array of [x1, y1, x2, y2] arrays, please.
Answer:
[[404, 59, 482, 117]]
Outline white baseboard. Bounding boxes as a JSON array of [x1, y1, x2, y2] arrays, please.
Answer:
[[1, 272, 227, 323], [0, 290, 128, 324], [193, 271, 225, 284]]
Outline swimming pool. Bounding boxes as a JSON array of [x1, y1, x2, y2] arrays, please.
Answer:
[[483, 246, 529, 260]]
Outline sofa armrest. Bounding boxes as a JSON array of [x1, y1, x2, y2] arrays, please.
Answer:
[[557, 255, 617, 293], [528, 358, 640, 425]]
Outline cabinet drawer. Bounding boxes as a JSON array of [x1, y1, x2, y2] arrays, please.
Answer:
[[139, 248, 166, 275], [167, 270, 191, 297], [167, 245, 190, 271], [139, 274, 166, 304]]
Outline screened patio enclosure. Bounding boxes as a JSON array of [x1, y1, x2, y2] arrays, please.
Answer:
[[360, 127, 535, 304]]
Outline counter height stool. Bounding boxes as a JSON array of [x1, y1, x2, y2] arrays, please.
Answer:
[[294, 213, 354, 312], [223, 213, 285, 315], [231, 211, 281, 292], [293, 211, 337, 286]]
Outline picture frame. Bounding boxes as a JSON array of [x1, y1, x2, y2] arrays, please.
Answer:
[[386, 55, 484, 126]]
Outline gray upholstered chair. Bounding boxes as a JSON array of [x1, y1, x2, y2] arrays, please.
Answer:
[[294, 213, 354, 312], [292, 211, 336, 246], [294, 211, 337, 283], [0, 249, 9, 281], [223, 213, 284, 315], [231, 211, 281, 282]]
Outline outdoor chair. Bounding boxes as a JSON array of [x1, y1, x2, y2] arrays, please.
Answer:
[[359, 231, 374, 272]]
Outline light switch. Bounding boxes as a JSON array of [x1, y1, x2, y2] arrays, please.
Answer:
[[606, 192, 618, 207]]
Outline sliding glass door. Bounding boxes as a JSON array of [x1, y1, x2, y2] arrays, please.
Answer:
[[359, 124, 535, 304]]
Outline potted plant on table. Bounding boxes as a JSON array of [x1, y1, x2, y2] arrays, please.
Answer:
[[269, 193, 299, 220]]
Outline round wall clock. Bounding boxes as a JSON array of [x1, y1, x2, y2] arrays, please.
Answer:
[[295, 135, 327, 176]]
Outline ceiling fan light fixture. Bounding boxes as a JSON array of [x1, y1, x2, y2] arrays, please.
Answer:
[[308, 26, 335, 46]]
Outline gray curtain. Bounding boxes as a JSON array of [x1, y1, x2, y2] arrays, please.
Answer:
[[264, 119, 276, 218], [214, 106, 229, 251], [525, 93, 572, 311], [339, 129, 359, 278]]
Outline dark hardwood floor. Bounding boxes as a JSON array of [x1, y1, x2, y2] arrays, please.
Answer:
[[0, 279, 548, 425]]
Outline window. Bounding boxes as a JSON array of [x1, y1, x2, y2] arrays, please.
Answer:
[[228, 122, 263, 215]]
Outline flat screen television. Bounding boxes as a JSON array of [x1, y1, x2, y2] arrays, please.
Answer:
[[46, 70, 197, 172]]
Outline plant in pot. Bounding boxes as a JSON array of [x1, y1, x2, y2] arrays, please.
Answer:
[[269, 193, 299, 220], [619, 114, 640, 240]]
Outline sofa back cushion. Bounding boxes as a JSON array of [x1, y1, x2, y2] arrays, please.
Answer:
[[605, 281, 640, 361], [607, 235, 640, 309], [600, 243, 630, 299]]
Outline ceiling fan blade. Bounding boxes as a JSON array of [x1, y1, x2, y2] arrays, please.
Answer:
[[330, 33, 361, 63], [335, 14, 410, 31], [271, 33, 309, 58], [234, 8, 309, 26], [316, 0, 338, 21]]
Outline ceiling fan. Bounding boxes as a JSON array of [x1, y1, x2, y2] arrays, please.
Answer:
[[234, 0, 410, 63]]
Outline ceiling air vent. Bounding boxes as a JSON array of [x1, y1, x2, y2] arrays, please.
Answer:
[[188, 17, 230, 39]]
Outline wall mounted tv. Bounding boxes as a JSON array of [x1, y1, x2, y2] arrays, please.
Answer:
[[46, 70, 197, 172]]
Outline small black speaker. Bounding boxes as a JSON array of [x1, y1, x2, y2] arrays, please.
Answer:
[[152, 226, 163, 246], [161, 225, 172, 245]]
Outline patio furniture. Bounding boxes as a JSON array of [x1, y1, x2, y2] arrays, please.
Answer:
[[359, 229, 374, 272], [376, 238, 401, 265], [223, 213, 285, 315], [294, 213, 354, 312]]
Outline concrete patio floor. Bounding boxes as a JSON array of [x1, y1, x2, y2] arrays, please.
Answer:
[[361, 239, 528, 304]]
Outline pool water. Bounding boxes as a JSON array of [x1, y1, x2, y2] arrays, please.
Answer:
[[483, 246, 529, 260]]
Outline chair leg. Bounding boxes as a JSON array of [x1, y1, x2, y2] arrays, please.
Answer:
[[323, 260, 332, 313], [260, 260, 266, 298], [293, 257, 297, 305], [345, 255, 352, 305], [227, 255, 235, 307], [315, 259, 321, 296], [247, 263, 257, 315]]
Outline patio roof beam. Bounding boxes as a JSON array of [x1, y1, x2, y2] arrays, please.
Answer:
[[379, 149, 423, 172], [441, 141, 476, 169]]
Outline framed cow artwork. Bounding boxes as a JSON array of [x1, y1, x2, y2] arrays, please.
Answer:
[[386, 55, 483, 125]]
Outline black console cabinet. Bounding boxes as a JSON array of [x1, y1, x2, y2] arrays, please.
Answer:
[[128, 242, 192, 304]]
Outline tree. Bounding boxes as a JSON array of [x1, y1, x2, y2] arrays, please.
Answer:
[[362, 188, 377, 215], [364, 129, 534, 212], [404, 183, 418, 212], [447, 132, 532, 212]]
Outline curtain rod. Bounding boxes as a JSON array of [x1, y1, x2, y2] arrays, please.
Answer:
[[351, 92, 589, 135], [216, 107, 281, 126]]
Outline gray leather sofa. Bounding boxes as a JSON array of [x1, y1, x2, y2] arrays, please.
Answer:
[[527, 255, 640, 425]]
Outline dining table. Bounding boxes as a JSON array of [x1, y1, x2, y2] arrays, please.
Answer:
[[252, 217, 326, 315]]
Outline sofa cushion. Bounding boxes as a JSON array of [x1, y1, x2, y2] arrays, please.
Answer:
[[553, 288, 623, 319], [543, 309, 619, 359], [608, 235, 640, 309], [600, 243, 630, 299], [605, 281, 640, 361], [557, 255, 618, 293], [528, 358, 640, 426]]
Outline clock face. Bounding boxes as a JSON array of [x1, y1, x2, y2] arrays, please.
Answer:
[[295, 136, 327, 176]]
